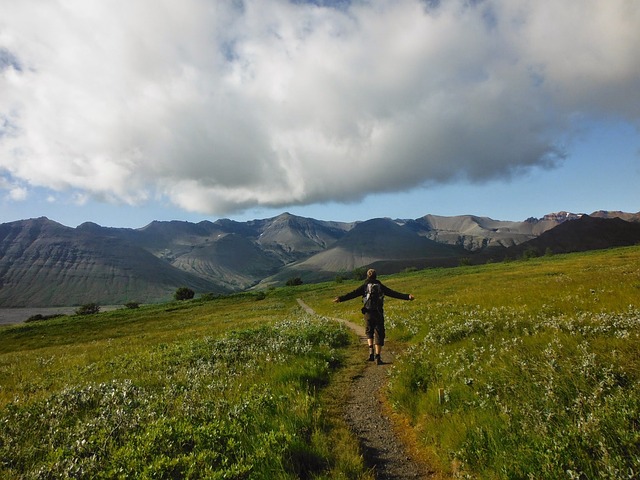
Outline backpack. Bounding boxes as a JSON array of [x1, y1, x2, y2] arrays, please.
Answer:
[[362, 282, 384, 313]]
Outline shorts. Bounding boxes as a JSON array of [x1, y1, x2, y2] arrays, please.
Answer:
[[364, 311, 385, 346]]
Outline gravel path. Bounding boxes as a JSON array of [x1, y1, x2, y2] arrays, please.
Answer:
[[297, 299, 433, 479]]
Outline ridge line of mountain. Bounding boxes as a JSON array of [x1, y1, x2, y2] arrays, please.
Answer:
[[1, 210, 638, 307]]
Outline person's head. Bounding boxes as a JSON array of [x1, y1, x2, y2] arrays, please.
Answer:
[[366, 268, 377, 280]]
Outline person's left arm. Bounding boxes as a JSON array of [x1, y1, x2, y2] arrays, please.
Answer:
[[381, 284, 415, 301]]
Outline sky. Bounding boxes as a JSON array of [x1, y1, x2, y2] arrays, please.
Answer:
[[1, 0, 639, 228]]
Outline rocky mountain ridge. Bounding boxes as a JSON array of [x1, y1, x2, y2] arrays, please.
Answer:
[[1, 210, 638, 307]]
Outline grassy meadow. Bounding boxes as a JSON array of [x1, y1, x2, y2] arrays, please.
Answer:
[[1, 246, 639, 478]]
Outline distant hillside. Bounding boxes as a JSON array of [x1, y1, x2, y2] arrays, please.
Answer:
[[504, 215, 640, 258], [406, 214, 569, 250], [256, 218, 465, 286], [0, 210, 638, 307], [0, 218, 224, 307], [169, 233, 283, 291]]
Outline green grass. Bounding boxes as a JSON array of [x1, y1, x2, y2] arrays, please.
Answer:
[[0, 291, 370, 479], [1, 246, 639, 479], [306, 246, 640, 479]]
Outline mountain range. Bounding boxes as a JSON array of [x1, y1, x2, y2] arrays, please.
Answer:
[[1, 210, 639, 307]]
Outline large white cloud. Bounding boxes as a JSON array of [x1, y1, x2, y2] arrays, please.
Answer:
[[1, 0, 639, 215]]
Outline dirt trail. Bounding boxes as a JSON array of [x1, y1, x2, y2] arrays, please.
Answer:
[[297, 299, 433, 479]]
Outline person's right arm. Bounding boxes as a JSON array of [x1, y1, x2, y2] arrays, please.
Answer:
[[333, 284, 365, 303]]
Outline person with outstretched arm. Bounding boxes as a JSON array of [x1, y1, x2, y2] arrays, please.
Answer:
[[333, 268, 415, 365]]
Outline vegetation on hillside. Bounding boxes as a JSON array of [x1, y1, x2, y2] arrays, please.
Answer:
[[1, 246, 639, 478], [307, 246, 640, 479], [0, 298, 363, 479]]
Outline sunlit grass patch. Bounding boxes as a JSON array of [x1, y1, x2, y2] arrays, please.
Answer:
[[2, 245, 639, 479], [300, 246, 640, 478], [0, 312, 358, 479], [388, 305, 640, 479]]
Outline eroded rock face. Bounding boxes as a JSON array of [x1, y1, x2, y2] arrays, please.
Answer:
[[0, 217, 222, 307], [2, 211, 637, 307]]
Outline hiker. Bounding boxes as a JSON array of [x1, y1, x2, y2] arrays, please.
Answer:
[[333, 268, 414, 365]]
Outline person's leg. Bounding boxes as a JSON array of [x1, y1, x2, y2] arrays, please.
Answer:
[[365, 314, 375, 361], [374, 316, 385, 364]]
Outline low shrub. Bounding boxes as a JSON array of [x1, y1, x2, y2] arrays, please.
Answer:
[[25, 313, 65, 323], [75, 303, 100, 316], [286, 277, 303, 286], [174, 287, 195, 301]]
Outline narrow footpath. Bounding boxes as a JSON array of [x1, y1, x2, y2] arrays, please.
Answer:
[[297, 299, 433, 480]]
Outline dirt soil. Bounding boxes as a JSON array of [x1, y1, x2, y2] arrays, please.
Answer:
[[297, 299, 434, 479]]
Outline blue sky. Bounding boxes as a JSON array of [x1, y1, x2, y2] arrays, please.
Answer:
[[1, 0, 639, 228]]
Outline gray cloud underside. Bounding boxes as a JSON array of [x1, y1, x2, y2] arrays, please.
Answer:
[[1, 0, 639, 214]]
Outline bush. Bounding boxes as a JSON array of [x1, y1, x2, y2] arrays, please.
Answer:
[[199, 293, 219, 302], [174, 287, 195, 301], [75, 303, 100, 316], [459, 257, 472, 266], [352, 267, 368, 280], [285, 277, 303, 287], [25, 313, 65, 323], [124, 302, 140, 309]]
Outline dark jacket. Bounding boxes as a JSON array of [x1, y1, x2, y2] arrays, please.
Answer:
[[337, 279, 411, 316]]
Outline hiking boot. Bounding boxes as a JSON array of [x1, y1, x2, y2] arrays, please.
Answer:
[[367, 353, 375, 362], [375, 355, 383, 365]]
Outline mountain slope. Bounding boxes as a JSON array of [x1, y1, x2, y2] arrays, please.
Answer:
[[589, 210, 640, 222], [79, 212, 351, 290], [257, 218, 464, 285], [506, 215, 640, 257], [254, 212, 352, 260], [170, 233, 284, 290], [0, 213, 352, 307], [79, 220, 229, 262], [1, 211, 638, 307], [407, 214, 563, 250], [0, 218, 225, 307]]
